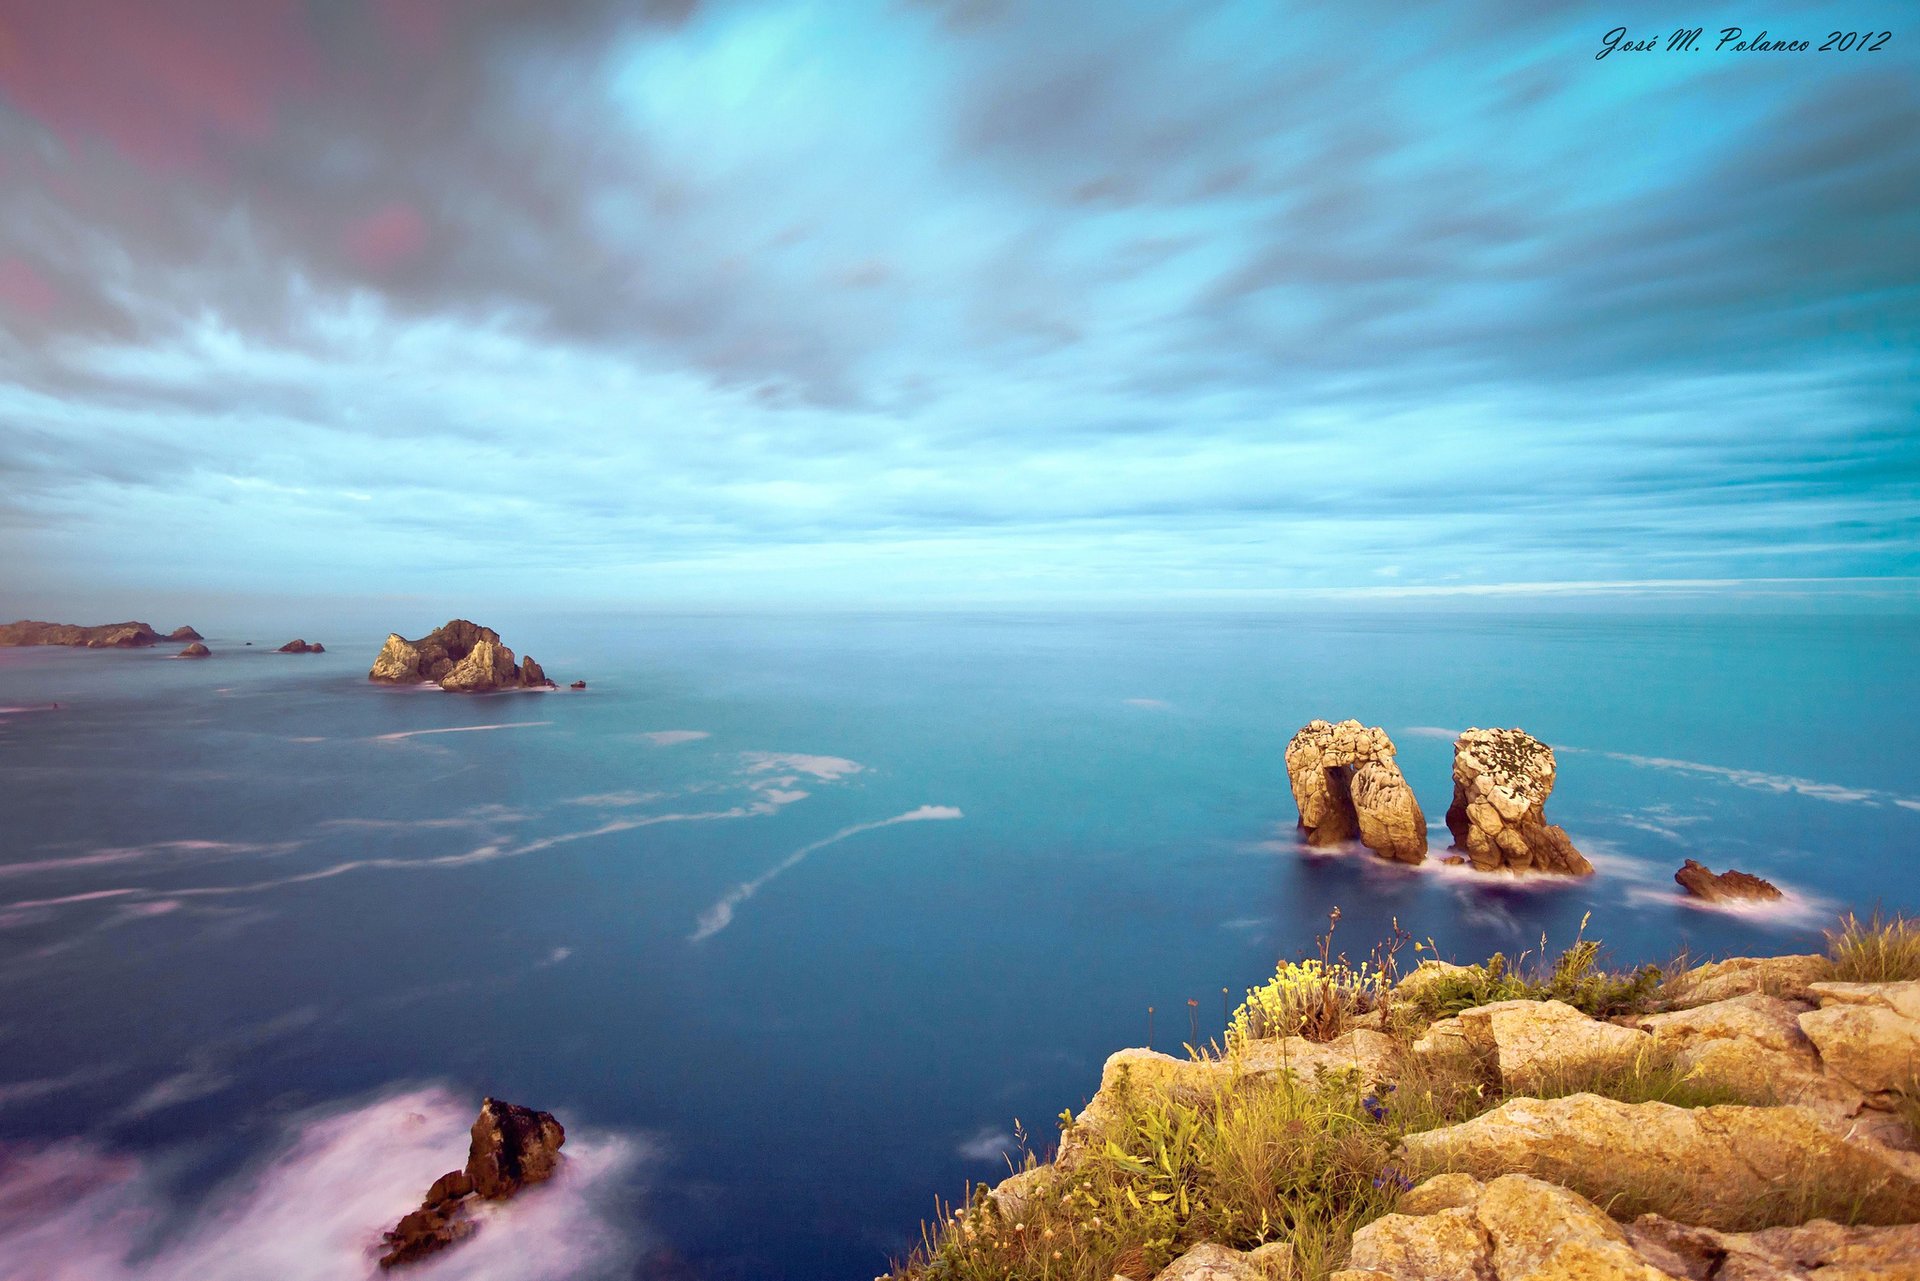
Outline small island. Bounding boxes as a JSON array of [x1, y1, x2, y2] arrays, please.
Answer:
[[0, 619, 203, 649], [368, 619, 559, 692]]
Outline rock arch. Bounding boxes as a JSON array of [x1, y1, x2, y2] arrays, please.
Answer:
[[1284, 719, 1427, 864]]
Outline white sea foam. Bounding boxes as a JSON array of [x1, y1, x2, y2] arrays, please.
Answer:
[[691, 805, 964, 942], [1570, 747, 1916, 809], [1123, 698, 1171, 710], [0, 1086, 647, 1280], [372, 721, 552, 742], [739, 751, 864, 782], [636, 730, 710, 746]]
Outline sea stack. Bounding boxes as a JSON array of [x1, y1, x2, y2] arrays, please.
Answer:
[[369, 620, 558, 692], [1445, 727, 1592, 875], [379, 1098, 566, 1268], [1284, 719, 1427, 863], [278, 639, 325, 653], [165, 626, 203, 642], [176, 642, 212, 658], [1675, 858, 1782, 903]]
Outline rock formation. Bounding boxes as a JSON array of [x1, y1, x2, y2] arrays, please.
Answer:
[[1284, 720, 1426, 863], [379, 1098, 566, 1269], [277, 639, 325, 654], [1674, 858, 1781, 902], [0, 620, 197, 649], [1444, 727, 1591, 875], [569, 680, 586, 690], [368, 621, 557, 692], [176, 642, 212, 659]]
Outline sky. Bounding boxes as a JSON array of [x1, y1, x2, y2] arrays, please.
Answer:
[[0, 0, 1915, 615]]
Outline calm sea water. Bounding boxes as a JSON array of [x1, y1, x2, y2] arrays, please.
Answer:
[[0, 612, 1915, 1279]]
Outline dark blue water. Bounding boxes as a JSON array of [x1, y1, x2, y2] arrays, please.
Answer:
[[0, 612, 1915, 1279]]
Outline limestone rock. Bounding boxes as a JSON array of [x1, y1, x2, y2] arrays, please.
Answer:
[[1799, 981, 1920, 1096], [1674, 859, 1782, 903], [1346, 1173, 1674, 1281], [1284, 719, 1427, 864], [1396, 960, 1478, 1005], [369, 620, 546, 693], [1636, 994, 1862, 1117], [0, 620, 167, 648], [1399, 1094, 1920, 1229], [1455, 999, 1650, 1091], [277, 639, 324, 654], [176, 642, 212, 658], [518, 655, 555, 688], [1626, 1214, 1920, 1281], [1152, 1242, 1271, 1281], [378, 1098, 565, 1269], [165, 626, 203, 641], [1444, 728, 1592, 875], [1664, 955, 1831, 1008]]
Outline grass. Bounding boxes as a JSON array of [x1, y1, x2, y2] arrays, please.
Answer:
[[1521, 1047, 1765, 1109], [1397, 929, 1665, 1026], [1826, 910, 1920, 982], [1227, 909, 1402, 1046]]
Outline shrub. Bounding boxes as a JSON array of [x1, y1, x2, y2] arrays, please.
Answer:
[[1826, 910, 1920, 982], [1399, 920, 1663, 1025]]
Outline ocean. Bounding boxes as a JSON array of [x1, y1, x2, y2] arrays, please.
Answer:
[[0, 610, 1914, 1279]]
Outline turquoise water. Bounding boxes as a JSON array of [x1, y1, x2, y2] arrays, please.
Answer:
[[0, 612, 1915, 1279]]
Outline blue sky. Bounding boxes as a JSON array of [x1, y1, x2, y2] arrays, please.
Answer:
[[0, 0, 1915, 614]]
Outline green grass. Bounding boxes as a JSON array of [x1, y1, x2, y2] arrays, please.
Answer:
[[1826, 910, 1920, 982], [1522, 1048, 1765, 1109], [1398, 935, 1664, 1026]]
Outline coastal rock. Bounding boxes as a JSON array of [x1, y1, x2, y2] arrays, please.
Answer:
[[1150, 1242, 1271, 1281], [165, 626, 203, 641], [278, 639, 325, 654], [1343, 1173, 1665, 1281], [176, 642, 212, 658], [1455, 999, 1649, 1092], [368, 621, 547, 693], [1798, 981, 1920, 1096], [1636, 994, 1863, 1117], [1626, 1214, 1920, 1280], [0, 619, 175, 648], [1395, 960, 1478, 1005], [1444, 728, 1592, 875], [1399, 1094, 1920, 1228], [1284, 720, 1427, 864], [1664, 955, 1831, 1008], [518, 655, 554, 688], [570, 680, 586, 690], [1674, 859, 1782, 903], [378, 1098, 565, 1269]]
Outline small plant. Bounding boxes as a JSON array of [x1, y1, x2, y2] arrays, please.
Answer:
[[1227, 909, 1403, 1046], [1826, 910, 1920, 982], [1400, 916, 1663, 1025], [1524, 1046, 1763, 1109]]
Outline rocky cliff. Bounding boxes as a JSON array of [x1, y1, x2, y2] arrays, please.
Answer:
[[0, 619, 199, 648], [367, 620, 557, 692]]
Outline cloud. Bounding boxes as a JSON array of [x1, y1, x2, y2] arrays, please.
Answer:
[[0, 1086, 648, 1281], [955, 1126, 1015, 1162]]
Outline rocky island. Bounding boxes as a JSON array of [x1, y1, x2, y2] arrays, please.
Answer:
[[368, 620, 558, 692], [1675, 857, 1783, 903], [379, 1097, 566, 1268], [278, 639, 325, 653], [0, 619, 202, 648], [1285, 720, 1427, 863], [176, 642, 212, 658], [1445, 727, 1592, 875]]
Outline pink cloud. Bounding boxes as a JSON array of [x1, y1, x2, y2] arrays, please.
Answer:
[[0, 258, 60, 316], [345, 202, 431, 271]]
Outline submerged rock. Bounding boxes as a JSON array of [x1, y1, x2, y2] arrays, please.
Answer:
[[1444, 728, 1592, 875], [1674, 858, 1782, 902], [278, 639, 325, 654], [378, 1098, 565, 1269], [176, 642, 212, 658], [368, 621, 555, 692], [1284, 719, 1427, 864], [0, 620, 183, 648]]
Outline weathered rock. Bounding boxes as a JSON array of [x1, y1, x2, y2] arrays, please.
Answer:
[[569, 680, 586, 690], [1674, 859, 1782, 903], [1346, 1173, 1673, 1281], [176, 642, 212, 658], [1636, 994, 1862, 1117], [1058, 1034, 1394, 1164], [278, 639, 324, 654], [1395, 960, 1479, 1005], [369, 621, 546, 693], [1455, 999, 1649, 1092], [165, 626, 203, 641], [1445, 728, 1592, 875], [1284, 719, 1427, 864], [1799, 981, 1920, 1096], [1400, 1094, 1920, 1229], [377, 1098, 565, 1269], [0, 620, 172, 648], [1627, 1214, 1920, 1281], [1151, 1242, 1271, 1281], [466, 1097, 566, 1199], [1664, 955, 1831, 1008], [518, 655, 555, 688]]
